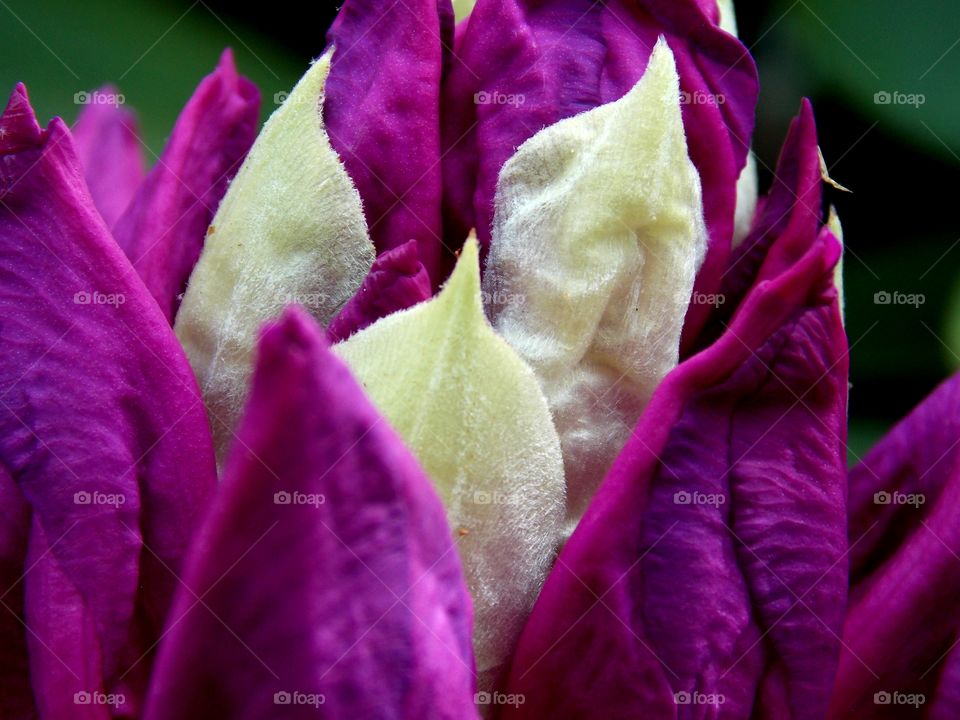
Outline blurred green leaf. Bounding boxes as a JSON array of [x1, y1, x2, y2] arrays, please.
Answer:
[[0, 0, 303, 158], [779, 0, 960, 162]]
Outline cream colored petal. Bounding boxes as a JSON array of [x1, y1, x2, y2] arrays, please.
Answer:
[[452, 0, 476, 22], [827, 205, 845, 321], [335, 238, 565, 692], [733, 151, 759, 247], [718, 0, 739, 36], [175, 49, 374, 462], [482, 39, 707, 534]]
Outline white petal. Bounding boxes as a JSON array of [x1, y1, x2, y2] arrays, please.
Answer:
[[483, 39, 707, 533], [335, 238, 565, 691], [176, 49, 375, 462]]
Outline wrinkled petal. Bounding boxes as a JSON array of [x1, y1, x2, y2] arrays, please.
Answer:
[[113, 49, 260, 323], [175, 49, 375, 463], [325, 0, 455, 286], [0, 84, 217, 713], [829, 371, 960, 718], [71, 86, 144, 228], [144, 306, 476, 720], [503, 104, 847, 720], [335, 239, 565, 693], [443, 0, 757, 339], [326, 239, 432, 342], [483, 40, 707, 532], [0, 466, 32, 719]]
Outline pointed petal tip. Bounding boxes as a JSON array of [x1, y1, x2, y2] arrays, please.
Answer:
[[216, 47, 238, 78], [1, 83, 43, 153]]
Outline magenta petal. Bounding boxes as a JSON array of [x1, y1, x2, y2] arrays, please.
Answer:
[[326, 239, 432, 342], [829, 373, 960, 718], [144, 307, 476, 720], [0, 466, 33, 719], [71, 86, 145, 228], [442, 0, 757, 288], [325, 0, 455, 288], [847, 370, 960, 581], [0, 85, 217, 709], [112, 49, 260, 323], [502, 110, 845, 719]]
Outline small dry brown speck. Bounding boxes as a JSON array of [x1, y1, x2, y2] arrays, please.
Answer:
[[207, 225, 216, 236], [457, 528, 469, 537]]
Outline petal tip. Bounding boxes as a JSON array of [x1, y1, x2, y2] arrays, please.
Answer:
[[1, 83, 43, 153]]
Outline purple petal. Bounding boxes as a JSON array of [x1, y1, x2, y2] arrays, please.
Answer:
[[144, 306, 476, 720], [0, 466, 33, 719], [502, 108, 846, 719], [442, 0, 757, 300], [71, 86, 144, 228], [112, 49, 260, 323], [0, 84, 217, 710], [846, 370, 960, 582], [325, 0, 455, 288], [326, 239, 432, 343], [829, 372, 960, 717]]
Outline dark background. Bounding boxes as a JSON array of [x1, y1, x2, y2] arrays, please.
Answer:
[[3, 0, 959, 461]]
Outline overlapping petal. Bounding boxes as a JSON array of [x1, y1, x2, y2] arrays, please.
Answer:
[[71, 86, 144, 229], [326, 239, 432, 343], [175, 49, 374, 463], [483, 39, 707, 531], [442, 0, 758, 339], [325, 0, 455, 286], [144, 306, 476, 720], [112, 49, 260, 323], [0, 84, 217, 715], [502, 103, 847, 720], [335, 239, 565, 693], [829, 370, 960, 718]]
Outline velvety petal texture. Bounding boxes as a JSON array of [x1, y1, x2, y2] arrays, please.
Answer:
[[144, 306, 477, 720], [326, 239, 432, 343], [335, 239, 565, 693], [175, 49, 375, 463], [113, 49, 260, 323], [0, 85, 217, 715], [325, 0, 455, 286], [443, 0, 758, 340], [483, 40, 707, 532], [503, 103, 847, 720], [0, 466, 32, 719], [829, 370, 960, 718], [71, 86, 144, 228]]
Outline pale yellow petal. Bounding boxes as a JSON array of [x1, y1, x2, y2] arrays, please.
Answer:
[[483, 39, 707, 533], [176, 49, 375, 462], [335, 238, 565, 691]]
